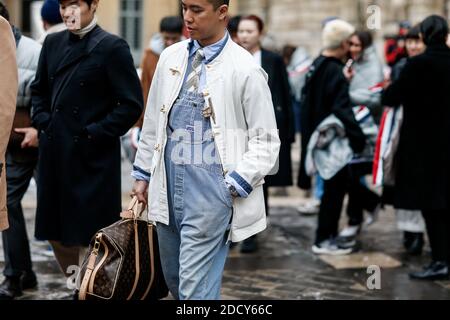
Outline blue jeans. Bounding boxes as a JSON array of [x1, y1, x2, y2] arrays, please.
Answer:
[[315, 174, 324, 200], [157, 89, 232, 300]]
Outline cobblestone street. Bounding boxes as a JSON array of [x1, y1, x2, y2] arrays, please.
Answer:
[[1, 147, 450, 300]]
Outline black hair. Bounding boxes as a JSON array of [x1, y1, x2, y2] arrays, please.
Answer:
[[160, 16, 183, 34], [405, 24, 421, 40], [207, 0, 229, 10], [420, 15, 449, 46], [353, 31, 373, 50], [58, 0, 94, 7], [0, 1, 10, 22], [227, 15, 241, 35]]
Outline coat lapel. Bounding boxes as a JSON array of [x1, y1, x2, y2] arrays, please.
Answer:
[[54, 26, 103, 75], [54, 34, 88, 76], [51, 26, 106, 109]]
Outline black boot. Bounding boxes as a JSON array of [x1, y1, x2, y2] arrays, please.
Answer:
[[0, 277, 23, 300], [409, 261, 449, 280], [406, 233, 424, 256]]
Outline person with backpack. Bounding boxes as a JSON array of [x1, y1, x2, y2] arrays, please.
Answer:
[[300, 19, 366, 255]]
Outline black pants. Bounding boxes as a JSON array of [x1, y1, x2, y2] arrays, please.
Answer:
[[422, 209, 450, 264], [315, 166, 379, 244], [2, 152, 37, 278], [347, 184, 380, 226], [346, 163, 380, 226]]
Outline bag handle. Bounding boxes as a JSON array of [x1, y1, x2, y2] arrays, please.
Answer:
[[120, 196, 146, 220]]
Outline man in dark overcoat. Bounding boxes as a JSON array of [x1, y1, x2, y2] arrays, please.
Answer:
[[31, 0, 143, 276]]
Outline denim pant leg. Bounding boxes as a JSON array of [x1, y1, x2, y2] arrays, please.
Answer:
[[160, 89, 232, 300], [156, 222, 181, 299], [314, 174, 324, 200], [2, 154, 36, 277], [178, 165, 232, 300], [156, 138, 182, 300]]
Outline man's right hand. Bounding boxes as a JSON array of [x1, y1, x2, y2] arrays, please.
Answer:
[[132, 180, 149, 205], [15, 127, 39, 148]]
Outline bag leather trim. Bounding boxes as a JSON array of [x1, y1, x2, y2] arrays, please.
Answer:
[[141, 225, 155, 300], [89, 240, 109, 294], [126, 223, 140, 300]]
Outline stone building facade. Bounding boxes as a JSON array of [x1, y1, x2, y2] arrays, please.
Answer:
[[3, 0, 450, 63], [237, 0, 450, 54]]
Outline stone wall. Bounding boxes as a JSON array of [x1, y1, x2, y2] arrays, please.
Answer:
[[236, 0, 450, 57]]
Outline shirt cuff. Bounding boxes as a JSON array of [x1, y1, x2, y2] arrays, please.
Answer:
[[132, 165, 151, 182], [225, 171, 253, 198]]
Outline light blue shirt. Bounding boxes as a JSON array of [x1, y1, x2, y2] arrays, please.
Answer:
[[184, 32, 229, 92]]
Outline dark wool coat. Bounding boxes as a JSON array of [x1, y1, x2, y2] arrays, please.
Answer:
[[382, 44, 450, 211], [261, 49, 295, 187], [31, 26, 143, 246], [298, 56, 366, 189]]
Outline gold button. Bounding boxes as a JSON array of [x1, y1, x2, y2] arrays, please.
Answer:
[[154, 144, 160, 151], [160, 105, 166, 113]]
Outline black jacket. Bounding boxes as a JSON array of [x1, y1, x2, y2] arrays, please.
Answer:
[[298, 55, 365, 189], [261, 49, 294, 187], [31, 26, 143, 245], [382, 44, 450, 211]]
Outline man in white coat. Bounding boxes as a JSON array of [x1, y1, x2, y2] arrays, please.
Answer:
[[132, 0, 280, 300]]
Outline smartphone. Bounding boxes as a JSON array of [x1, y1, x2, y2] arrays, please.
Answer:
[[345, 59, 355, 72]]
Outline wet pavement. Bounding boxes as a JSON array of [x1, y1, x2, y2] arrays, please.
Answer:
[[1, 145, 449, 300]]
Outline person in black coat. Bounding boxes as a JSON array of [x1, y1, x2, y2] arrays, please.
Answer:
[[387, 25, 427, 256], [301, 20, 366, 255], [237, 15, 295, 253], [30, 0, 143, 276], [382, 15, 450, 280]]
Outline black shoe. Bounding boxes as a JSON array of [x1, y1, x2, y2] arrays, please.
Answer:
[[240, 237, 258, 254], [406, 233, 424, 256], [409, 261, 449, 280], [335, 236, 357, 250], [21, 272, 38, 290], [0, 277, 23, 300]]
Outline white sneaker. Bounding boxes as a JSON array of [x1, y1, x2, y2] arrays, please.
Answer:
[[297, 199, 320, 215], [339, 225, 361, 238], [312, 239, 353, 256]]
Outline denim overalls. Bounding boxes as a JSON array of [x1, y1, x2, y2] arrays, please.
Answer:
[[156, 88, 233, 300]]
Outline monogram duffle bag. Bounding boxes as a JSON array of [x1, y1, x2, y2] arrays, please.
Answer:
[[77, 197, 168, 300]]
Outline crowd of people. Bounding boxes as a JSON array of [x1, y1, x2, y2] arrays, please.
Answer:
[[0, 0, 449, 301]]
